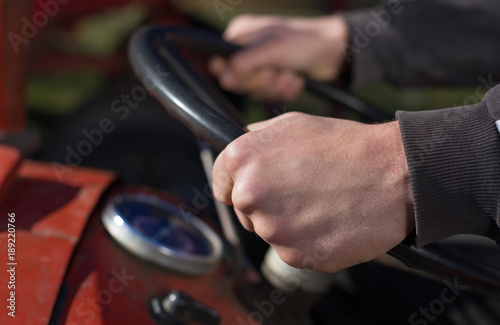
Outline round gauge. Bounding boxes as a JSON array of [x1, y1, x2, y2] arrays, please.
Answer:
[[101, 194, 223, 275]]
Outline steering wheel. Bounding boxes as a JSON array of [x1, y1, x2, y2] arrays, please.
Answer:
[[128, 25, 500, 299]]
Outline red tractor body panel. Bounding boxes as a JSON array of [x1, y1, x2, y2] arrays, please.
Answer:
[[0, 145, 116, 324], [0, 145, 256, 324]]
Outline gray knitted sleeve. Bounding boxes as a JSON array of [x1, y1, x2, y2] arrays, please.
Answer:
[[397, 86, 500, 246], [341, 0, 500, 89], [340, 1, 500, 245]]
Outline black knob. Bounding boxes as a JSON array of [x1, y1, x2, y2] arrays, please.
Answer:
[[149, 291, 220, 325], [163, 291, 193, 321]]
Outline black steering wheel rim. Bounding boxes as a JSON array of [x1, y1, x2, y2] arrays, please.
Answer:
[[128, 25, 500, 299]]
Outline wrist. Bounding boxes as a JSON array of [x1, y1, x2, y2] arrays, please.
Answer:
[[316, 15, 348, 45], [384, 121, 415, 236], [313, 16, 349, 81], [294, 15, 348, 81]]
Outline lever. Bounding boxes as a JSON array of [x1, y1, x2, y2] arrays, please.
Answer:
[[149, 291, 220, 325]]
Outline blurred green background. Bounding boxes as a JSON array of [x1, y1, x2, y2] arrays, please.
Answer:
[[26, 0, 488, 134]]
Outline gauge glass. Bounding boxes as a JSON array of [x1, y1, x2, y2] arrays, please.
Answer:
[[101, 194, 223, 275], [117, 200, 212, 256]]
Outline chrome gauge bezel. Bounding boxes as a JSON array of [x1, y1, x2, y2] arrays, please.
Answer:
[[101, 193, 223, 276]]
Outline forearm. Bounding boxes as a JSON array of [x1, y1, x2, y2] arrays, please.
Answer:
[[340, 0, 500, 88], [397, 85, 500, 246]]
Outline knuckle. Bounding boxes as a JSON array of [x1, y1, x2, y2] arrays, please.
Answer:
[[231, 14, 278, 29], [234, 209, 255, 232], [222, 138, 252, 173], [232, 14, 257, 25], [219, 74, 236, 91], [276, 111, 305, 126], [252, 215, 286, 244], [232, 181, 259, 214], [225, 15, 249, 33], [282, 111, 304, 118], [239, 218, 254, 232], [212, 179, 229, 204], [225, 14, 259, 39]]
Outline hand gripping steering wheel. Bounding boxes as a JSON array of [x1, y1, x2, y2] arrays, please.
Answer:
[[128, 25, 500, 299]]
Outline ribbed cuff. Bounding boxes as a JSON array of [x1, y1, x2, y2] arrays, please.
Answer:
[[396, 100, 500, 247]]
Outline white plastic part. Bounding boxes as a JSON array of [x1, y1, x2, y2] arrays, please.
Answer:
[[261, 247, 335, 294]]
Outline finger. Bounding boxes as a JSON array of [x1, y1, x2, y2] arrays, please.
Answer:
[[224, 30, 265, 47], [212, 152, 234, 205], [227, 35, 293, 80], [248, 70, 304, 102], [208, 56, 226, 77], [220, 66, 276, 94], [275, 70, 305, 102], [216, 59, 304, 103], [234, 208, 255, 232]]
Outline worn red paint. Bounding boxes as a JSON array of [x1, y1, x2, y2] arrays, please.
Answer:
[[0, 145, 116, 324], [0, 145, 255, 324]]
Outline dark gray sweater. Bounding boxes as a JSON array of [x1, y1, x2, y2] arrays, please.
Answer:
[[342, 0, 500, 246]]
